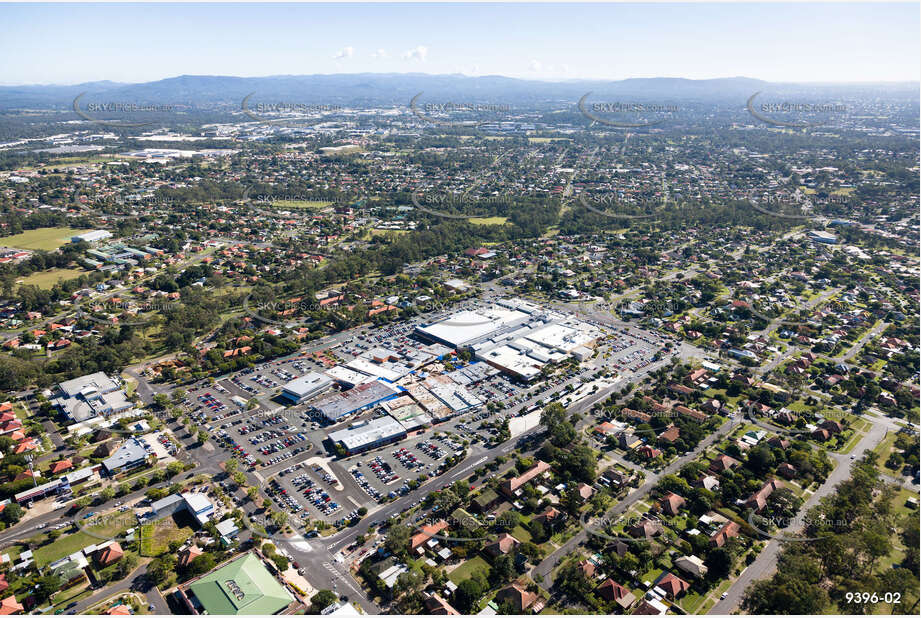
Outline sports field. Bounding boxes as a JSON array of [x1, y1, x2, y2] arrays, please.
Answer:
[[1, 227, 84, 250], [17, 267, 85, 289]]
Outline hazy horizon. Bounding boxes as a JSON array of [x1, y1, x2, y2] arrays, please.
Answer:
[[3, 72, 920, 89], [1, 3, 918, 85]]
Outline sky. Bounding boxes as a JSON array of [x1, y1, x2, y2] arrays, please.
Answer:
[[1, 2, 918, 85]]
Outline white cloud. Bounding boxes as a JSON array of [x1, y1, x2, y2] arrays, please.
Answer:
[[529, 60, 543, 72], [334, 46, 354, 60], [402, 45, 429, 62], [371, 49, 388, 59]]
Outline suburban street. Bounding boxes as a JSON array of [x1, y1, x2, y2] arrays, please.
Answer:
[[709, 413, 897, 614]]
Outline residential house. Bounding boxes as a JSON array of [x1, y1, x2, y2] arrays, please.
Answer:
[[94, 542, 124, 567], [596, 579, 636, 610], [494, 584, 538, 613], [745, 479, 784, 512], [655, 572, 690, 599], [485, 533, 520, 558], [674, 555, 708, 578], [710, 454, 740, 473], [500, 461, 551, 499], [710, 521, 740, 548], [411, 520, 448, 552], [659, 492, 686, 516], [657, 425, 680, 445], [777, 463, 797, 480], [425, 594, 460, 615], [627, 518, 663, 540]]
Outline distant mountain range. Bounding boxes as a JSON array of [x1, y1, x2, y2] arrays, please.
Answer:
[[1, 74, 916, 109]]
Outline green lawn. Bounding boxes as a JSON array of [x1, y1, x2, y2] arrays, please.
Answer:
[[17, 267, 86, 289], [271, 200, 332, 210], [33, 513, 135, 566], [678, 589, 709, 613], [469, 217, 508, 225], [511, 524, 532, 543], [33, 530, 100, 566], [52, 581, 92, 610], [449, 555, 491, 584], [2, 227, 85, 250]]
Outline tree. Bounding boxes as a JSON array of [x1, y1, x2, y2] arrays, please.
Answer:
[[309, 590, 338, 614], [495, 510, 520, 532], [33, 574, 62, 603], [225, 458, 239, 474], [454, 578, 484, 613], [147, 554, 177, 587], [492, 554, 515, 583], [271, 510, 288, 527], [271, 553, 289, 571], [187, 553, 216, 576], [528, 519, 548, 543], [705, 547, 733, 580], [385, 523, 411, 558], [0, 503, 23, 524], [541, 403, 576, 447]]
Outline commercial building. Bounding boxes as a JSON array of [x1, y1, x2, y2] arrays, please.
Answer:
[[416, 300, 600, 381], [280, 372, 334, 404], [328, 416, 407, 455], [13, 466, 98, 504], [102, 437, 151, 475], [179, 552, 295, 615], [150, 492, 215, 526], [808, 230, 838, 244], [71, 230, 113, 243], [414, 305, 532, 349], [50, 372, 132, 423], [310, 379, 400, 422]]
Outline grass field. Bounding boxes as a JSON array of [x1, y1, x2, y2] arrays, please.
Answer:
[[33, 530, 99, 566], [448, 555, 490, 584], [140, 513, 195, 555], [17, 267, 86, 289], [364, 229, 409, 239], [1, 227, 85, 250], [511, 524, 532, 543], [271, 200, 332, 210], [469, 216, 508, 225]]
